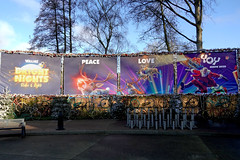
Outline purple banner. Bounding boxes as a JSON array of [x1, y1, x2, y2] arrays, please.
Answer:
[[177, 51, 238, 94], [120, 55, 174, 95], [0, 53, 61, 94], [64, 57, 117, 95]]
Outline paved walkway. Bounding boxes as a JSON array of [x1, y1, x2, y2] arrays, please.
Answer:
[[1, 119, 240, 137]]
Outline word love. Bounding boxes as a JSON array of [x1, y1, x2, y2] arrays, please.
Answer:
[[82, 59, 100, 64], [138, 58, 155, 64], [201, 54, 220, 65]]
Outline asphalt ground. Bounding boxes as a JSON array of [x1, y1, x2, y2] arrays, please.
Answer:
[[0, 134, 240, 160]]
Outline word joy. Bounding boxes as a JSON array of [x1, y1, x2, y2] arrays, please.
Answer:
[[201, 54, 220, 65], [82, 59, 100, 64], [138, 58, 155, 64]]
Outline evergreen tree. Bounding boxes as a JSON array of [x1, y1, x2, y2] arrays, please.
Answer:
[[0, 87, 14, 119]]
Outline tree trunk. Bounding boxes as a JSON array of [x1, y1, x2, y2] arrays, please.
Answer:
[[160, 2, 171, 52], [195, 0, 203, 50], [63, 0, 67, 53], [54, 6, 60, 53], [69, 0, 73, 53]]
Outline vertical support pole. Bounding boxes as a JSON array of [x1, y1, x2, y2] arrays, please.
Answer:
[[61, 56, 64, 95], [117, 56, 121, 95], [173, 53, 178, 94], [235, 49, 240, 117]]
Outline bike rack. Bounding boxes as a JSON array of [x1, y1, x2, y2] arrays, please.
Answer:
[[126, 107, 196, 130]]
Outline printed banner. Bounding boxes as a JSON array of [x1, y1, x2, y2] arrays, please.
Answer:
[[177, 51, 238, 94], [120, 55, 174, 95], [0, 53, 61, 94], [64, 57, 117, 95]]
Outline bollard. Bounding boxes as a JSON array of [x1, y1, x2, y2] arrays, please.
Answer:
[[57, 111, 65, 130]]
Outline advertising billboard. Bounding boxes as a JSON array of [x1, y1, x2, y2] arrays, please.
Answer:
[[177, 51, 238, 94], [64, 56, 117, 95], [120, 55, 174, 95], [0, 53, 61, 94]]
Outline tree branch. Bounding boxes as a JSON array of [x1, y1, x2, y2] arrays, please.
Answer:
[[184, 0, 195, 16], [163, 14, 196, 43], [161, 0, 196, 26]]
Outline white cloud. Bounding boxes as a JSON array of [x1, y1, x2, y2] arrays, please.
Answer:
[[12, 0, 40, 11], [0, 20, 16, 49], [13, 42, 31, 50]]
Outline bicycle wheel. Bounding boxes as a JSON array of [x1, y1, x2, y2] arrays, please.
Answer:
[[74, 97, 87, 110], [15, 102, 28, 114], [130, 98, 140, 108], [31, 110, 42, 120], [216, 96, 230, 108], [143, 97, 155, 108], [100, 98, 110, 110]]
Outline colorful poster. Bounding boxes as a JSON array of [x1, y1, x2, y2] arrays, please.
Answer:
[[0, 53, 61, 94], [177, 51, 238, 94], [120, 55, 174, 95], [64, 57, 117, 95]]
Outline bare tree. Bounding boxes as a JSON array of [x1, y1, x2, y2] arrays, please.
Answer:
[[158, 0, 204, 50], [30, 0, 76, 53], [128, 0, 183, 52], [128, 0, 210, 51], [77, 0, 127, 54]]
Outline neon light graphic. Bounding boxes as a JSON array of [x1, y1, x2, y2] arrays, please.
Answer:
[[64, 57, 117, 95], [0, 53, 61, 94], [120, 55, 174, 95], [13, 62, 50, 88], [177, 52, 238, 94]]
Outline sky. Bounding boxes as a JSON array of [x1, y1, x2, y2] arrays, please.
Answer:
[[0, 0, 240, 52]]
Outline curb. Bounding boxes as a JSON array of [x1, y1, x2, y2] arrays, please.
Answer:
[[24, 129, 240, 137]]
